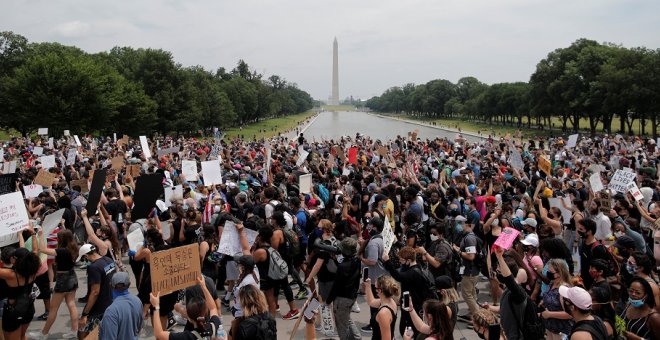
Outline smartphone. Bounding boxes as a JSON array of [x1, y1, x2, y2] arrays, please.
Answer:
[[402, 291, 410, 309], [362, 267, 369, 282], [304, 297, 321, 319]]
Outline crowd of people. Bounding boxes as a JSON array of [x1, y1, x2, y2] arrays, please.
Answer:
[[0, 125, 659, 340]]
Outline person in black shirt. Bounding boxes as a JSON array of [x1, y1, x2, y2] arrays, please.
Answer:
[[77, 243, 116, 339], [559, 286, 609, 340], [327, 237, 361, 340], [577, 219, 609, 290]]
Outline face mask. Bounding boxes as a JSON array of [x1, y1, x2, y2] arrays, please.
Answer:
[[578, 231, 587, 238], [547, 272, 556, 281], [628, 297, 646, 308], [588, 269, 599, 279], [213, 205, 221, 213], [381, 204, 387, 210], [615, 231, 625, 238], [334, 208, 341, 215], [455, 223, 464, 233], [183, 204, 189, 211], [112, 289, 130, 300], [519, 203, 525, 210], [430, 234, 439, 242], [626, 264, 637, 274]]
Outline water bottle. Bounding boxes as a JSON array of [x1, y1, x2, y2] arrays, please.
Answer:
[[216, 324, 226, 340]]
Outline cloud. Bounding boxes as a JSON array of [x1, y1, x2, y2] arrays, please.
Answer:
[[52, 21, 91, 38]]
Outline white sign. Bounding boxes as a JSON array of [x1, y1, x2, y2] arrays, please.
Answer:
[[38, 128, 48, 135], [299, 173, 312, 194], [201, 160, 223, 186], [113, 133, 117, 143], [589, 173, 604, 193], [510, 148, 524, 170], [33, 147, 44, 156], [182, 160, 198, 181], [73, 135, 82, 147], [0, 191, 30, 237], [3, 161, 16, 174], [164, 185, 183, 207], [588, 164, 606, 173], [566, 134, 578, 148], [64, 130, 70, 136], [609, 169, 636, 193], [628, 182, 644, 201], [66, 149, 77, 166], [382, 218, 395, 254], [218, 221, 258, 256], [296, 146, 309, 167], [139, 136, 151, 159], [0, 233, 19, 247], [23, 184, 43, 199], [40, 155, 56, 169], [127, 228, 144, 252], [41, 208, 65, 236], [48, 138, 54, 149]]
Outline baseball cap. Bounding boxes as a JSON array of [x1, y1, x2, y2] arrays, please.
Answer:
[[520, 233, 539, 247], [233, 255, 255, 270], [521, 218, 538, 228], [559, 286, 592, 310], [76, 244, 96, 262], [111, 272, 131, 289]]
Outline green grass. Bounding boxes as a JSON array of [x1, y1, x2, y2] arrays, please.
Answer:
[[223, 110, 317, 140], [321, 105, 356, 111], [547, 117, 654, 136]]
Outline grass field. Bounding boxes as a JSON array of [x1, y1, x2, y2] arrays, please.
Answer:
[[321, 105, 357, 111], [222, 110, 317, 140]]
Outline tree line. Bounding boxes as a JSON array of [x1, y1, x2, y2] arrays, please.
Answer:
[[0, 31, 314, 137], [365, 38, 660, 137]]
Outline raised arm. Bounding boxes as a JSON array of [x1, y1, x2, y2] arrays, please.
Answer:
[[81, 209, 109, 255]]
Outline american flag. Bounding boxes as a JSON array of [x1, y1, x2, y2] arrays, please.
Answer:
[[202, 193, 215, 224]]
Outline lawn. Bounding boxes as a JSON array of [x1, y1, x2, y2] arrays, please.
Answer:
[[222, 110, 317, 140]]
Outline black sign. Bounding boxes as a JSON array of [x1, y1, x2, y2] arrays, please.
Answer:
[[131, 173, 165, 220], [0, 174, 18, 195], [86, 169, 107, 216]]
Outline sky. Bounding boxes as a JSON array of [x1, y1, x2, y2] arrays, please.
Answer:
[[3, 0, 659, 101]]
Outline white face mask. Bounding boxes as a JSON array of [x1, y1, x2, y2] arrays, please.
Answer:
[[430, 234, 439, 242], [333, 208, 341, 215], [615, 231, 625, 238], [213, 205, 221, 213]]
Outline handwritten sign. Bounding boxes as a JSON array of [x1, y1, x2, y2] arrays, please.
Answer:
[[33, 147, 44, 156], [157, 147, 179, 158], [64, 130, 70, 136], [182, 160, 198, 181], [139, 136, 151, 159], [37, 128, 48, 135], [66, 149, 77, 166], [0, 192, 30, 238], [111, 157, 124, 170], [510, 148, 524, 170], [127, 164, 141, 177], [70, 179, 89, 193], [589, 173, 604, 193], [493, 227, 520, 250], [609, 169, 636, 193], [23, 184, 43, 199], [296, 147, 309, 167], [538, 156, 552, 176], [34, 170, 56, 187], [150, 243, 201, 295], [628, 182, 644, 201], [566, 134, 578, 148], [218, 221, 258, 256], [299, 173, 312, 194], [3, 161, 16, 174], [599, 191, 612, 213], [127, 228, 144, 252], [382, 218, 396, 254], [0, 174, 17, 195], [378, 147, 388, 157], [0, 233, 19, 247], [40, 155, 56, 169]]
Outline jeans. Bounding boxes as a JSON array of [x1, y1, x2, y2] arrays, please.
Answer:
[[460, 274, 480, 315], [333, 297, 361, 340]]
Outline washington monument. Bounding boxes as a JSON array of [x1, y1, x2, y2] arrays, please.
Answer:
[[329, 37, 339, 105]]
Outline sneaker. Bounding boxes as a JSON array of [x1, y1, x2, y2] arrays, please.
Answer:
[[78, 296, 88, 303], [323, 329, 339, 337], [282, 309, 300, 320], [221, 299, 230, 307], [27, 331, 47, 339], [62, 332, 77, 339], [37, 312, 49, 321], [360, 325, 373, 333], [351, 303, 360, 313], [457, 314, 472, 322], [295, 290, 308, 300]]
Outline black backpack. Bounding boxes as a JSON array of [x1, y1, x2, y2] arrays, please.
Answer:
[[243, 313, 277, 340], [413, 266, 439, 300], [510, 294, 545, 339]]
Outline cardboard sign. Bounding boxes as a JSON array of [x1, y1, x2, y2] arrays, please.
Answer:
[[182, 160, 198, 181], [33, 147, 44, 156], [38, 128, 48, 135], [609, 169, 636, 193], [348, 147, 358, 165], [139, 136, 151, 159], [111, 157, 124, 170], [70, 179, 89, 193], [299, 173, 312, 194], [493, 227, 520, 250], [150, 243, 202, 295], [0, 233, 19, 247], [23, 184, 43, 199], [566, 134, 578, 148], [86, 169, 107, 216], [41, 208, 65, 236], [131, 173, 164, 220], [538, 156, 552, 176], [127, 164, 141, 177], [334, 146, 346, 162], [201, 160, 222, 186], [0, 173, 18, 195], [378, 147, 388, 157], [599, 191, 612, 213], [73, 135, 82, 147], [382, 217, 396, 254], [218, 221, 258, 256], [40, 155, 56, 169], [589, 173, 604, 193], [628, 182, 644, 201], [34, 170, 56, 187], [0, 191, 30, 237], [66, 149, 77, 166], [127, 228, 144, 252], [83, 325, 99, 340]]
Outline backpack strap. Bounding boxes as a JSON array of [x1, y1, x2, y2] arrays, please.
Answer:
[[191, 330, 203, 339]]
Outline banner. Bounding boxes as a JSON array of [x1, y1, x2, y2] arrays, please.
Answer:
[[150, 243, 201, 295], [0, 191, 30, 238]]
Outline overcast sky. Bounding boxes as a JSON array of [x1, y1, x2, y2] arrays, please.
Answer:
[[3, 0, 659, 100]]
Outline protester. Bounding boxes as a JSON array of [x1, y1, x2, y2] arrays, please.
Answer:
[[99, 272, 143, 340], [76, 243, 116, 339], [559, 286, 609, 340], [230, 284, 277, 340], [363, 276, 399, 340], [619, 276, 660, 339], [326, 237, 361, 340]]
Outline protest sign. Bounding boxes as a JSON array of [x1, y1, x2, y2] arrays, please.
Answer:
[[23, 184, 43, 198], [608, 169, 636, 193], [382, 218, 395, 254], [599, 191, 612, 213], [378, 147, 388, 157], [41, 208, 65, 236], [150, 243, 201, 295], [83, 324, 99, 340], [218, 221, 258, 256], [33, 147, 43, 156], [628, 182, 644, 201], [157, 147, 179, 158], [34, 170, 56, 187], [66, 149, 77, 166], [127, 228, 144, 252], [538, 156, 552, 176], [296, 147, 309, 167], [0, 191, 30, 237], [0, 233, 19, 247], [0, 173, 18, 195], [589, 173, 604, 193], [566, 134, 578, 148], [299, 173, 312, 194], [132, 173, 164, 220], [549, 198, 572, 223], [201, 160, 222, 186], [38, 128, 48, 135], [348, 147, 358, 165], [139, 136, 151, 159], [182, 160, 198, 181], [510, 148, 524, 170], [493, 227, 520, 250], [63, 130, 70, 136], [73, 135, 82, 147], [70, 179, 89, 193], [164, 185, 183, 207], [86, 169, 107, 216], [40, 155, 56, 169], [334, 146, 346, 162], [111, 157, 124, 170], [48, 138, 54, 149], [127, 164, 141, 177], [3, 161, 16, 174]]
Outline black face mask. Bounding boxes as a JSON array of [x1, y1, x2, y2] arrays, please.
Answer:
[[547, 272, 556, 281], [577, 231, 587, 238]]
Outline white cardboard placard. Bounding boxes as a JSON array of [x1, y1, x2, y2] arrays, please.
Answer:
[[299, 173, 312, 194], [201, 160, 223, 186], [182, 160, 198, 181], [41, 208, 65, 236], [73, 135, 82, 147], [127, 228, 144, 252], [23, 184, 43, 199], [38, 128, 48, 135], [0, 191, 30, 237], [40, 155, 56, 169], [33, 147, 43, 156], [139, 136, 151, 159]]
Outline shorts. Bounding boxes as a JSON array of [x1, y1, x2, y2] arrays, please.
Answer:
[[54, 270, 78, 293], [2, 300, 35, 332], [34, 272, 51, 300], [318, 280, 333, 302], [225, 260, 239, 281], [79, 314, 102, 334]]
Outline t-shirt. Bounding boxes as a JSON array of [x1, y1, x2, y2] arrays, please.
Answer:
[[459, 232, 480, 276], [311, 250, 334, 282], [87, 256, 116, 316], [105, 199, 128, 225], [523, 254, 543, 282], [55, 248, 75, 271], [364, 235, 386, 281], [232, 269, 260, 317], [99, 293, 143, 340], [579, 240, 609, 289], [169, 315, 221, 340]]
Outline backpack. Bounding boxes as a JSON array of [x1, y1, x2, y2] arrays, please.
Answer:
[[414, 266, 439, 300], [240, 313, 277, 340], [590, 240, 620, 276], [266, 246, 289, 281], [190, 320, 218, 340], [282, 226, 301, 258], [510, 293, 545, 339], [572, 316, 609, 340]]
